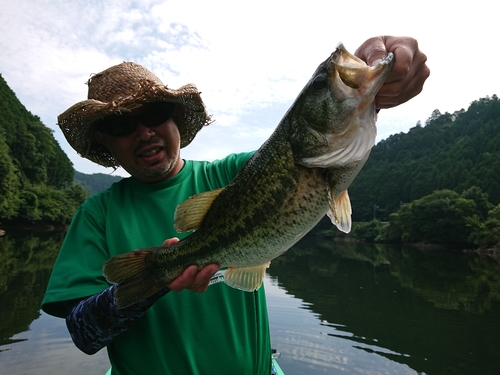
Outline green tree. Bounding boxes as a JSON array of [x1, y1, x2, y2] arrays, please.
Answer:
[[385, 190, 477, 245], [0, 73, 85, 225], [462, 186, 494, 219], [468, 204, 500, 247], [350, 95, 500, 222], [0, 131, 21, 218], [351, 219, 383, 241]]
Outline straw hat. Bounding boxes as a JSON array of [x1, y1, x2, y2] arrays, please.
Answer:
[[58, 62, 211, 167]]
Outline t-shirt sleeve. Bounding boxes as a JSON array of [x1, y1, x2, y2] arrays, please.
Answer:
[[205, 151, 254, 187], [41, 193, 111, 318]]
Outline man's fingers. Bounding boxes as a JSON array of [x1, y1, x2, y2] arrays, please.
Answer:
[[167, 264, 220, 293], [189, 264, 220, 292]]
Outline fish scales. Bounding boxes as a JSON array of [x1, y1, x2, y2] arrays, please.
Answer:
[[103, 43, 394, 308]]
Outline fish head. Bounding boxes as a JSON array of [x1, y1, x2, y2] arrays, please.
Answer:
[[289, 43, 394, 167]]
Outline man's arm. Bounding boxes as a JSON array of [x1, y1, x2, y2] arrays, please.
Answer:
[[66, 237, 219, 355], [66, 285, 169, 355]]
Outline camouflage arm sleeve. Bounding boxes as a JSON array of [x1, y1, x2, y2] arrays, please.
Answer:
[[66, 284, 169, 354]]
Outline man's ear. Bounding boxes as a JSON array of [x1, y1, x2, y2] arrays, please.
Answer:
[[171, 105, 181, 124], [95, 131, 109, 148]]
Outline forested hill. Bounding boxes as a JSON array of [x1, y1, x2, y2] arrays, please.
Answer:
[[0, 74, 87, 226], [74, 171, 122, 196], [349, 95, 500, 222]]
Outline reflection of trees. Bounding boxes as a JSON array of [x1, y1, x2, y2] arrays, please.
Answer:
[[387, 245, 500, 314], [0, 232, 64, 345], [268, 236, 500, 375]]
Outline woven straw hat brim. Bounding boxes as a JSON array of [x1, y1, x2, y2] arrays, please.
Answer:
[[58, 80, 211, 167]]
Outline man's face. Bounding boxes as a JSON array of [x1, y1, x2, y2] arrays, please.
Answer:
[[96, 114, 184, 184]]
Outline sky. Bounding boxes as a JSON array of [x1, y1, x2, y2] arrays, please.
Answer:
[[0, 0, 498, 177]]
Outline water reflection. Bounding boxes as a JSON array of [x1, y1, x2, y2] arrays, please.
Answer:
[[0, 231, 64, 347], [0, 230, 109, 374], [266, 277, 419, 375], [267, 237, 500, 375]]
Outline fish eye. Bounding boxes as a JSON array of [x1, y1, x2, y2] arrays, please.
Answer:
[[312, 75, 327, 90]]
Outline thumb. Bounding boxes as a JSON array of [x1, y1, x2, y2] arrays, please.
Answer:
[[354, 36, 387, 66], [162, 237, 180, 246]]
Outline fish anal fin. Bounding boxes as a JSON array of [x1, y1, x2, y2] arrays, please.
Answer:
[[174, 188, 224, 232], [224, 263, 270, 291], [327, 190, 352, 233]]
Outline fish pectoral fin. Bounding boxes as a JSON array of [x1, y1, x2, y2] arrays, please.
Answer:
[[327, 190, 352, 233], [174, 188, 224, 232], [224, 263, 270, 291]]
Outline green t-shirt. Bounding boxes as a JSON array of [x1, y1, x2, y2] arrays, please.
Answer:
[[42, 152, 272, 375]]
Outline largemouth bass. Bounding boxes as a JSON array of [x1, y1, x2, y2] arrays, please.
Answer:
[[104, 43, 394, 309]]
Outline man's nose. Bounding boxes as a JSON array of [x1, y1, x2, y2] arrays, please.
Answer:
[[135, 122, 156, 140]]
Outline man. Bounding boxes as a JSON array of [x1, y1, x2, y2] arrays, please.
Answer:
[[42, 36, 430, 374]]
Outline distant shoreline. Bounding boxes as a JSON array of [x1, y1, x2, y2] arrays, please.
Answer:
[[0, 222, 69, 235], [1, 224, 498, 262]]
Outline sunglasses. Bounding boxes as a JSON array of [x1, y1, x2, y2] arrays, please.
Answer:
[[95, 102, 175, 136]]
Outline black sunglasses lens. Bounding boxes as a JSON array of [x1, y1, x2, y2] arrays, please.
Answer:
[[97, 117, 137, 136], [140, 103, 174, 127], [113, 118, 137, 136]]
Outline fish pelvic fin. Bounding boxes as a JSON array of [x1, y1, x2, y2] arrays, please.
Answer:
[[224, 263, 270, 292], [327, 190, 352, 233], [103, 249, 167, 309], [174, 188, 224, 232]]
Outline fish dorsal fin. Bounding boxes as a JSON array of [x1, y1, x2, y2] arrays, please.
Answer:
[[224, 263, 270, 291], [174, 188, 224, 232], [327, 189, 352, 233]]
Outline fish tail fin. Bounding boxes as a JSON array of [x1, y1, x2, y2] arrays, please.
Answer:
[[327, 190, 352, 233], [103, 249, 167, 309]]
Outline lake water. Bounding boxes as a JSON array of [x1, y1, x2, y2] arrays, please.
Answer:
[[1, 231, 499, 375]]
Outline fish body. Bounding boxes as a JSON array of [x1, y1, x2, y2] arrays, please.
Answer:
[[104, 44, 394, 308]]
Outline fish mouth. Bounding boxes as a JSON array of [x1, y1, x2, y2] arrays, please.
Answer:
[[332, 42, 394, 95]]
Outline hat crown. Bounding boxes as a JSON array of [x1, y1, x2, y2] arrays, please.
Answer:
[[87, 62, 163, 102]]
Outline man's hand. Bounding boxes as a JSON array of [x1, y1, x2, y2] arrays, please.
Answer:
[[355, 36, 430, 110], [163, 238, 220, 293]]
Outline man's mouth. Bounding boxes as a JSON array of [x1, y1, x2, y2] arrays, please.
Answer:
[[139, 147, 162, 157]]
